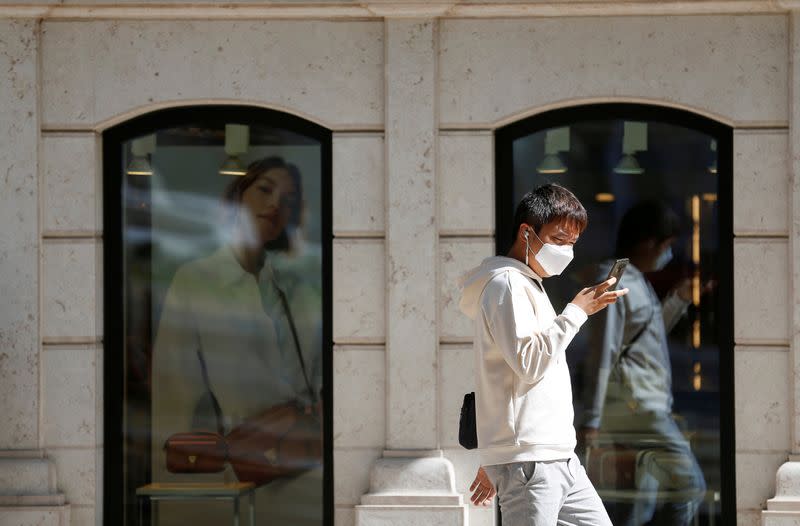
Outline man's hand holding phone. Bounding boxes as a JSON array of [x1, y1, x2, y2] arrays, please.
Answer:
[[572, 277, 628, 316]]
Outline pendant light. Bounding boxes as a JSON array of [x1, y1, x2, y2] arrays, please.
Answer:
[[614, 121, 646, 175], [219, 124, 249, 176], [537, 127, 569, 175], [126, 134, 156, 176], [708, 139, 717, 174]]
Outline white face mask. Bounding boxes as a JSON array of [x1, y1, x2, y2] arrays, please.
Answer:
[[654, 245, 673, 271], [526, 228, 574, 276]]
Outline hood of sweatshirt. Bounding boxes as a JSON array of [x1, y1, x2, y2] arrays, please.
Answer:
[[458, 256, 542, 320]]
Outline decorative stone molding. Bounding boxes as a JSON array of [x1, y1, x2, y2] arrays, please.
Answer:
[[764, 459, 800, 524], [0, 450, 70, 526], [356, 452, 466, 526], [2, 1, 800, 20]]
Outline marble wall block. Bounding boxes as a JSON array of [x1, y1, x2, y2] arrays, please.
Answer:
[[41, 241, 99, 340], [333, 239, 385, 343], [0, 456, 55, 496], [41, 20, 384, 129], [733, 238, 789, 345], [735, 347, 790, 452], [734, 131, 789, 236], [42, 347, 96, 448], [334, 346, 386, 448], [439, 133, 494, 236], [439, 239, 495, 342], [46, 449, 96, 507], [94, 347, 103, 448], [41, 134, 100, 234], [69, 507, 95, 526], [0, 19, 40, 450], [439, 16, 787, 126], [333, 134, 385, 236]]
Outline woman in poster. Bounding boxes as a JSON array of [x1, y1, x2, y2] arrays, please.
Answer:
[[151, 156, 323, 526]]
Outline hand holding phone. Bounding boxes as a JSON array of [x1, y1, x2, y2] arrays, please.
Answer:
[[592, 258, 629, 299], [605, 258, 629, 291]]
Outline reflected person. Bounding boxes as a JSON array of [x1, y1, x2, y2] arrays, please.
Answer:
[[579, 201, 706, 526], [151, 156, 323, 526]]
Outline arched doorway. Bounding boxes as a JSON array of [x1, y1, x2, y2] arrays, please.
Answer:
[[103, 106, 332, 526], [495, 103, 734, 524]]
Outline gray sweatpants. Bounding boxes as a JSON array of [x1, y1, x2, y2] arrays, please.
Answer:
[[484, 454, 612, 526]]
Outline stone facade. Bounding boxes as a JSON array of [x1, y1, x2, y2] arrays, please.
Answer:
[[0, 3, 798, 526]]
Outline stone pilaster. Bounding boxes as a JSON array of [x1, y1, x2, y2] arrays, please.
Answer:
[[356, 18, 465, 526], [384, 18, 438, 451], [763, 11, 800, 525], [0, 18, 39, 452]]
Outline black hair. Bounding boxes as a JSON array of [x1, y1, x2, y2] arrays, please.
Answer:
[[221, 155, 303, 251], [615, 200, 680, 257], [511, 183, 588, 241]]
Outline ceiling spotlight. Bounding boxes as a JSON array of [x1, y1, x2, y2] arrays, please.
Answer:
[[537, 127, 569, 175], [708, 139, 718, 174], [126, 157, 153, 176], [220, 124, 249, 177], [614, 154, 644, 175], [126, 134, 156, 176], [537, 154, 567, 174], [219, 156, 247, 177], [614, 121, 647, 175]]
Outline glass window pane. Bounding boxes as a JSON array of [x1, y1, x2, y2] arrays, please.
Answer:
[[116, 116, 327, 526], [500, 113, 727, 525]]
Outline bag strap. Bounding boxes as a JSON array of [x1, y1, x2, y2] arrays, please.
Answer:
[[270, 272, 317, 404], [196, 349, 225, 435]]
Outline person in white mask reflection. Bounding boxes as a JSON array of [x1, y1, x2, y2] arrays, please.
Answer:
[[579, 200, 707, 526], [460, 184, 628, 526]]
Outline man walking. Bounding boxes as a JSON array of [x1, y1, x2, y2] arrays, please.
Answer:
[[459, 184, 626, 525]]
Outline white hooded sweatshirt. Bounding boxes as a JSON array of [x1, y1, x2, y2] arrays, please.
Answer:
[[459, 256, 588, 467]]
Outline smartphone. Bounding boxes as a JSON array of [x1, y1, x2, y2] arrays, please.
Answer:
[[605, 258, 629, 290]]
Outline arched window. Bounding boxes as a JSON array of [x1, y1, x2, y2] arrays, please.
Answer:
[[495, 104, 733, 524], [103, 106, 332, 526]]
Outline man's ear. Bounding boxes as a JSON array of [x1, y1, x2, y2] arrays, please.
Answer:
[[519, 223, 530, 241]]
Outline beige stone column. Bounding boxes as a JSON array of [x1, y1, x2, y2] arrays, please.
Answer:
[[356, 18, 465, 525], [384, 18, 438, 452], [0, 19, 69, 525], [763, 11, 800, 524]]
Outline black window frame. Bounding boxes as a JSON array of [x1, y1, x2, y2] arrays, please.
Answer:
[[494, 102, 735, 523], [103, 105, 334, 526]]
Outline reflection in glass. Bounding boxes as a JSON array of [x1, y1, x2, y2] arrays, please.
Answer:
[[508, 119, 721, 525], [121, 123, 324, 525]]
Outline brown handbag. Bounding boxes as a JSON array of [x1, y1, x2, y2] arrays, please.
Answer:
[[164, 431, 227, 473], [226, 277, 322, 486], [226, 401, 322, 486], [163, 349, 228, 474]]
